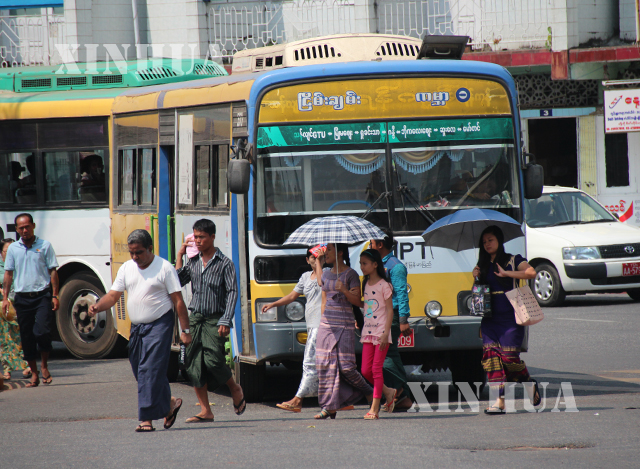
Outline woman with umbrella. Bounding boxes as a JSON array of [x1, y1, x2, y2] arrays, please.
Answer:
[[472, 225, 539, 414], [315, 243, 386, 419]]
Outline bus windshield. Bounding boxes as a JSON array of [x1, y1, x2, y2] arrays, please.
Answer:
[[256, 140, 520, 245]]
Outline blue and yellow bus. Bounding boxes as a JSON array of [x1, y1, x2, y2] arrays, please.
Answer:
[[1, 34, 542, 400]]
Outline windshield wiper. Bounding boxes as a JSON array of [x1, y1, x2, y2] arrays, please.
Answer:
[[396, 184, 437, 225], [361, 191, 391, 220], [546, 220, 581, 227], [578, 219, 616, 224]]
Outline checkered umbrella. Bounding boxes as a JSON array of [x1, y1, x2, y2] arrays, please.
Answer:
[[284, 216, 386, 246]]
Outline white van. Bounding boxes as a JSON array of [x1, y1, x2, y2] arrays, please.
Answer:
[[525, 186, 640, 306]]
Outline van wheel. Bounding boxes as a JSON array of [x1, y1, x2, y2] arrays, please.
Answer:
[[628, 289, 640, 301], [57, 273, 119, 359], [533, 263, 565, 307]]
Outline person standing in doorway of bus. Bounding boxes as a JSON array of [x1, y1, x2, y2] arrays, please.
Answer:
[[88, 229, 190, 432], [2, 213, 59, 388], [176, 219, 246, 423], [370, 229, 412, 411]]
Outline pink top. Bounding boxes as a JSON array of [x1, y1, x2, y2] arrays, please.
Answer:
[[360, 278, 393, 345]]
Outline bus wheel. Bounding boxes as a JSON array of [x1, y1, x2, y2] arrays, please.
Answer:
[[57, 273, 119, 359], [234, 362, 265, 403], [449, 350, 486, 396]]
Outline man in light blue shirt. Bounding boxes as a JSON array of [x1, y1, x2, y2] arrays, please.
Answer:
[[371, 229, 412, 410], [2, 213, 59, 387]]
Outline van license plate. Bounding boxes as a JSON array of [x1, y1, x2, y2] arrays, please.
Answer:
[[623, 262, 640, 276], [398, 329, 414, 348]]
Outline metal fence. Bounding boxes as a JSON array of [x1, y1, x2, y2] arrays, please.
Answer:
[[0, 12, 66, 67], [208, 0, 552, 57]]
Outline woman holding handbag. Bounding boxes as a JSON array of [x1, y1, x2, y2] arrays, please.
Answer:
[[471, 226, 538, 414]]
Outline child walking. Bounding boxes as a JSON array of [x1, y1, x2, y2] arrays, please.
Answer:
[[358, 249, 397, 420]]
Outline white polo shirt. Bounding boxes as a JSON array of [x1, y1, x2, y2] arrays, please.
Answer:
[[111, 256, 181, 325]]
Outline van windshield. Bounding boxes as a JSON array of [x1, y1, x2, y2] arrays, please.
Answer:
[[525, 191, 616, 227]]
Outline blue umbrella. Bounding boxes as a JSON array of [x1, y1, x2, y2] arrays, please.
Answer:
[[421, 208, 523, 252]]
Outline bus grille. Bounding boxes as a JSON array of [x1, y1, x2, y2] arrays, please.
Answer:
[[92, 75, 123, 84], [116, 293, 126, 321], [57, 76, 87, 86]]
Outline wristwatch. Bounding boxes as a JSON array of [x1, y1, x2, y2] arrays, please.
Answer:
[[52, 296, 58, 299], [182, 328, 190, 334]]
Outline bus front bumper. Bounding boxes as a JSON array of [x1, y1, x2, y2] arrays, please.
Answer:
[[252, 316, 482, 363]]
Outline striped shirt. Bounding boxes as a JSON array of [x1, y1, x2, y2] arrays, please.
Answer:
[[177, 249, 238, 327]]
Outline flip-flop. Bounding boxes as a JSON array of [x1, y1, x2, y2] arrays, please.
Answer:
[[26, 375, 39, 388], [135, 424, 155, 432], [385, 388, 398, 414], [164, 398, 183, 429], [484, 405, 506, 415], [234, 397, 246, 416], [530, 378, 542, 407], [364, 411, 379, 420], [41, 370, 52, 385], [276, 403, 301, 413], [185, 415, 214, 423]]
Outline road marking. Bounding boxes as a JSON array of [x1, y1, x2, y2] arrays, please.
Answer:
[[554, 318, 616, 323], [599, 370, 640, 374], [593, 375, 640, 384]]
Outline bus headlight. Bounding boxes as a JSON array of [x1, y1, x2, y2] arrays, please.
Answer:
[[285, 302, 305, 321], [425, 301, 442, 318], [256, 301, 277, 322]]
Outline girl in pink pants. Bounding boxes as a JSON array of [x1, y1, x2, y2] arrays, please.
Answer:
[[358, 249, 397, 420]]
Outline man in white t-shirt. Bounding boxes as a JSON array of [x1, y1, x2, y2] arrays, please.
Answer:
[[89, 229, 191, 433]]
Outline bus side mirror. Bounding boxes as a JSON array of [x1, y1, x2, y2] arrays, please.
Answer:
[[523, 152, 543, 199], [228, 158, 250, 194], [228, 139, 251, 194]]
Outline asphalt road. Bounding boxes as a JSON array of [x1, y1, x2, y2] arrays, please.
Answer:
[[1, 293, 639, 468]]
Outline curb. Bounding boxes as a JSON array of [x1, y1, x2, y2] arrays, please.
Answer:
[[1, 379, 30, 391]]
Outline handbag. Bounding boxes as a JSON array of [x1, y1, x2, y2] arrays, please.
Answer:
[[1, 299, 17, 323], [505, 257, 544, 326], [471, 282, 492, 317]]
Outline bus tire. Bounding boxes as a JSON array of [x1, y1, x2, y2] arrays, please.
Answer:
[[57, 273, 119, 359], [234, 362, 265, 403], [449, 350, 486, 395]]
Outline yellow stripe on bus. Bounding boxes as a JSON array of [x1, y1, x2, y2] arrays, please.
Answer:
[[250, 271, 474, 323], [0, 98, 114, 119]]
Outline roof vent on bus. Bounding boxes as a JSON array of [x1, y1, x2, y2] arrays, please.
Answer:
[[136, 67, 178, 81], [255, 57, 264, 69], [57, 76, 87, 87], [21, 78, 52, 89], [193, 63, 225, 76], [92, 74, 123, 85], [294, 44, 341, 61], [375, 42, 420, 58]]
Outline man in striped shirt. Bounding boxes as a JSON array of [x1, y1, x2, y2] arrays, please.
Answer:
[[176, 219, 245, 422]]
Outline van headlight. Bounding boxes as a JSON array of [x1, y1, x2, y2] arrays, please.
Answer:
[[256, 301, 277, 322], [285, 302, 305, 321], [425, 301, 442, 318], [562, 247, 601, 260]]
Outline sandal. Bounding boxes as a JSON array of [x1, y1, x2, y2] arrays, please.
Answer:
[[164, 398, 183, 429], [530, 378, 542, 407], [364, 411, 379, 420], [233, 397, 246, 416], [276, 402, 302, 413], [484, 405, 505, 415], [41, 369, 53, 385], [22, 368, 32, 379], [26, 373, 39, 388], [185, 415, 214, 423], [314, 409, 336, 420], [135, 424, 155, 432], [384, 388, 398, 414]]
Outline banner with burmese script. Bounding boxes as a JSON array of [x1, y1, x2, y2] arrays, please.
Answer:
[[258, 77, 512, 123]]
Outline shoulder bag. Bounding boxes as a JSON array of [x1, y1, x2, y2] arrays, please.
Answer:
[[504, 256, 544, 326]]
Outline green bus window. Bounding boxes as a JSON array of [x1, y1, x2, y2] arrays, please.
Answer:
[[44, 151, 81, 202], [0, 153, 37, 205], [140, 148, 156, 206]]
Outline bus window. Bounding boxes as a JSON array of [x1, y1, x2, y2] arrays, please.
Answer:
[[78, 152, 107, 202], [196, 145, 212, 207], [179, 144, 228, 211], [120, 149, 136, 205], [0, 152, 37, 204], [140, 148, 156, 206], [44, 152, 80, 201]]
